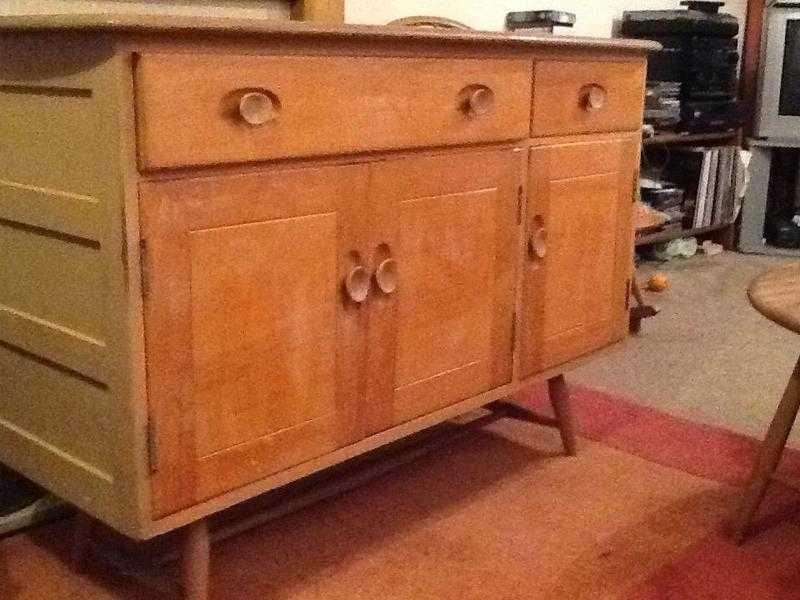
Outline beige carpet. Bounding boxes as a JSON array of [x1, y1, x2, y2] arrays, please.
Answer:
[[573, 251, 800, 444]]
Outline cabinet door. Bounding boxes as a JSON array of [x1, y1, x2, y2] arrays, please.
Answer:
[[363, 150, 520, 432], [140, 165, 370, 517], [518, 137, 638, 377]]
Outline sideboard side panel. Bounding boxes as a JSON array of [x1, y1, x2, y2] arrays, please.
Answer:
[[0, 33, 145, 534]]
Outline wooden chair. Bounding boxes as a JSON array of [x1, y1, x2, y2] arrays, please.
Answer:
[[732, 263, 800, 541]]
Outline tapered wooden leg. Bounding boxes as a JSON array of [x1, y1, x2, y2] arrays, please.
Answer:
[[732, 354, 800, 543], [181, 519, 210, 600], [548, 374, 577, 456], [71, 511, 94, 570]]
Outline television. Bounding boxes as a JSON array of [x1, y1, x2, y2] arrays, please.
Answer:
[[757, 3, 800, 139]]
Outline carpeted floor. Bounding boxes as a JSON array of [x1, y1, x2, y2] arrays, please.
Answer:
[[3, 385, 800, 599], [573, 252, 800, 444]]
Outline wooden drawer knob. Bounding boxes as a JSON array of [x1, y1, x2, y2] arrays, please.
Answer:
[[238, 91, 277, 126], [374, 258, 398, 295], [581, 84, 607, 112], [528, 223, 547, 260], [344, 265, 370, 303], [460, 85, 495, 118]]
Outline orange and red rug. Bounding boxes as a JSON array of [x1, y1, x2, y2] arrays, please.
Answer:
[[2, 385, 800, 599], [526, 385, 800, 600]]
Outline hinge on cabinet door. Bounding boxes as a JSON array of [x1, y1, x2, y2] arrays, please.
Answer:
[[516, 185, 524, 224], [625, 278, 631, 310], [511, 313, 517, 349], [146, 416, 159, 474], [139, 239, 149, 300]]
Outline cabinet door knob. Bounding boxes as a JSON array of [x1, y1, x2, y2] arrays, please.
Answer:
[[528, 225, 547, 260], [460, 85, 495, 118], [344, 265, 371, 303], [238, 91, 277, 126], [374, 258, 398, 295], [582, 84, 607, 112]]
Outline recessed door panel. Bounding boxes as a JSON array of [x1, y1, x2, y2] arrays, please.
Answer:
[[189, 215, 338, 457], [140, 164, 370, 517], [395, 189, 496, 389], [365, 150, 520, 431]]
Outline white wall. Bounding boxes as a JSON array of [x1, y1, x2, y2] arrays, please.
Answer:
[[0, 0, 291, 20], [347, 0, 747, 39]]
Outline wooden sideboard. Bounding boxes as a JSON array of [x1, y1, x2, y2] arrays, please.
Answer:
[[0, 12, 656, 598]]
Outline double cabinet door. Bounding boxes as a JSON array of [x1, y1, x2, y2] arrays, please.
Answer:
[[140, 140, 637, 516], [140, 149, 520, 517]]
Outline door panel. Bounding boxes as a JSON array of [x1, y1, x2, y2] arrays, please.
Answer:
[[519, 137, 637, 377], [140, 165, 370, 517], [365, 150, 520, 431], [189, 215, 338, 457], [395, 189, 496, 388]]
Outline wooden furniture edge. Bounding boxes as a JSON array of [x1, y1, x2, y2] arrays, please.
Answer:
[[131, 131, 643, 182], [635, 221, 734, 246], [732, 352, 800, 541], [0, 14, 660, 53], [747, 264, 800, 334], [642, 131, 738, 146]]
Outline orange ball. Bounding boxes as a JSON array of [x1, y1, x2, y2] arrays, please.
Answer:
[[647, 273, 669, 292]]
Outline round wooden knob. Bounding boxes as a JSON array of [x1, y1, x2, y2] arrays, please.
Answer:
[[582, 84, 607, 112], [344, 265, 370, 303], [528, 226, 547, 260], [238, 91, 277, 126], [374, 258, 398, 295], [461, 85, 495, 118]]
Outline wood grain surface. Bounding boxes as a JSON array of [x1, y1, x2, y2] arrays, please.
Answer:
[[0, 11, 659, 53], [135, 54, 532, 169], [748, 264, 800, 335]]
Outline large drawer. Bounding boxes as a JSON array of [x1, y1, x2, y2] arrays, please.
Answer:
[[134, 54, 532, 169], [531, 60, 645, 137]]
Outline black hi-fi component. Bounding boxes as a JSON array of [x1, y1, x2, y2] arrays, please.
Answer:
[[622, 1, 741, 132]]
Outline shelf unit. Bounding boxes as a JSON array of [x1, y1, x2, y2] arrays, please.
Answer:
[[637, 129, 741, 249], [642, 130, 738, 147], [635, 221, 731, 247]]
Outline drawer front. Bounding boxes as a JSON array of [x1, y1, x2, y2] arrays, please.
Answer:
[[531, 60, 645, 137], [135, 54, 532, 169]]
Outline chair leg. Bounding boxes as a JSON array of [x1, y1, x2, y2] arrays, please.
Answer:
[[181, 519, 210, 600], [548, 374, 578, 456], [732, 353, 800, 543], [70, 511, 94, 570]]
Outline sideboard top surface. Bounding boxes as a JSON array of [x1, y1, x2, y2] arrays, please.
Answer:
[[0, 9, 660, 53]]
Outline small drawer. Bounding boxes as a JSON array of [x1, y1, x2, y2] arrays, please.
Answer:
[[531, 60, 645, 137], [134, 53, 532, 170]]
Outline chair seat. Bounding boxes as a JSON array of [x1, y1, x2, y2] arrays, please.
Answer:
[[733, 263, 800, 542], [748, 263, 800, 335]]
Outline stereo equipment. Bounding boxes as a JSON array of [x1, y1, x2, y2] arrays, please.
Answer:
[[622, 1, 741, 132], [681, 99, 745, 132]]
